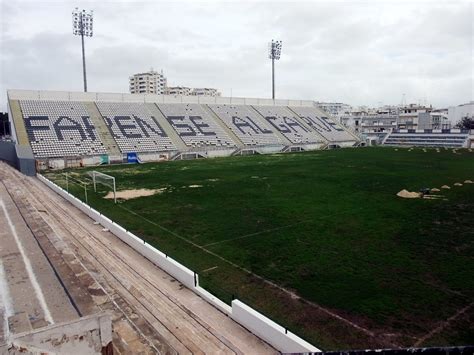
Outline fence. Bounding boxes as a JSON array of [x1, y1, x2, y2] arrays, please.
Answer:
[[37, 174, 320, 353]]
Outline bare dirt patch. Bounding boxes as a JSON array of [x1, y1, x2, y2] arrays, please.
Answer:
[[441, 185, 451, 189], [397, 189, 421, 199], [104, 188, 166, 200], [464, 180, 473, 184]]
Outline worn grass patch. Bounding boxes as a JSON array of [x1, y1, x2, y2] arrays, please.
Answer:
[[48, 147, 474, 350]]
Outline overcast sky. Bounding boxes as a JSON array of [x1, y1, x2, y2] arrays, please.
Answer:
[[0, 0, 472, 111]]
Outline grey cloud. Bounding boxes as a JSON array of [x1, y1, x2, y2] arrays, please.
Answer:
[[1, 0, 473, 112]]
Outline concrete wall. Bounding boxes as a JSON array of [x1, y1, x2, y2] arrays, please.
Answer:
[[232, 300, 320, 353], [37, 175, 320, 353], [7, 89, 315, 107], [6, 313, 112, 354], [0, 141, 17, 167], [15, 145, 36, 176]]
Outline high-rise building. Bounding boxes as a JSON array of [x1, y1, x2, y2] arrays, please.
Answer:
[[129, 69, 167, 94]]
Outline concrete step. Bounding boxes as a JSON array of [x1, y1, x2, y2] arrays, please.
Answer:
[[83, 102, 122, 158], [202, 105, 244, 148], [146, 103, 188, 151]]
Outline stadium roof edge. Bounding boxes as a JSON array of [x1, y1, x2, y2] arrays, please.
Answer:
[[6, 89, 316, 107]]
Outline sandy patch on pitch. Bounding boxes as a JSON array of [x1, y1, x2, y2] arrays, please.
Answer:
[[188, 185, 202, 188], [464, 180, 473, 184], [431, 188, 440, 192], [104, 188, 166, 200], [454, 182, 463, 186], [397, 189, 421, 198], [441, 185, 451, 189]]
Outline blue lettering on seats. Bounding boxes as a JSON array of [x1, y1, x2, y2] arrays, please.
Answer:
[[167, 116, 196, 136], [115, 116, 142, 138], [24, 116, 50, 141], [53, 116, 87, 141], [232, 116, 272, 134]]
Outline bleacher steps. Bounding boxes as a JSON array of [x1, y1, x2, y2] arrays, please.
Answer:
[[83, 102, 122, 158], [248, 106, 293, 146], [202, 105, 245, 148], [9, 100, 29, 146], [147, 103, 188, 151], [286, 106, 328, 144]]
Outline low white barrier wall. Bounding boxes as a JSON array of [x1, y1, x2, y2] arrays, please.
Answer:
[[232, 300, 320, 353], [38, 174, 321, 353]]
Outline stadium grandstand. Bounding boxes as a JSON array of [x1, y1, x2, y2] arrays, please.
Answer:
[[5, 89, 360, 171], [382, 129, 472, 147]]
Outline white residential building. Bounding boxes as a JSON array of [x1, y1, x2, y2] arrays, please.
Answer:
[[129, 69, 167, 94], [448, 101, 474, 127], [397, 104, 432, 129], [191, 88, 221, 97], [315, 102, 352, 117], [164, 86, 192, 96]]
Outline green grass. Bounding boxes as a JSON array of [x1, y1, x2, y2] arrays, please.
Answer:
[[48, 147, 474, 349]]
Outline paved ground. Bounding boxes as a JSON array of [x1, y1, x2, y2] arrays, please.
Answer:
[[0, 162, 276, 354]]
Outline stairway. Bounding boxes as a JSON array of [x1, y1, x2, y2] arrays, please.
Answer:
[[248, 106, 292, 146], [9, 100, 29, 146], [202, 105, 244, 148], [83, 102, 122, 159], [146, 103, 188, 151]]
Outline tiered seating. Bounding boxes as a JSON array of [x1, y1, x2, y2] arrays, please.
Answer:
[[20, 100, 106, 158], [290, 106, 355, 142], [157, 103, 235, 148], [209, 105, 284, 146], [96, 102, 176, 153], [252, 106, 322, 144], [384, 130, 468, 147]]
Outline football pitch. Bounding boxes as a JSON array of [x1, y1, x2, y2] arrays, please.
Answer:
[[47, 147, 474, 349]]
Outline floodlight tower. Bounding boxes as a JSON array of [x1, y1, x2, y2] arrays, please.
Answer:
[[72, 8, 94, 92], [268, 39, 282, 100]]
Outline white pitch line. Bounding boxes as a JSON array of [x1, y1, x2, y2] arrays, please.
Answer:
[[0, 259, 14, 341], [0, 200, 54, 325]]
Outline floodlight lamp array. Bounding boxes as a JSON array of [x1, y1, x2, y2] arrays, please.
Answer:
[[268, 40, 282, 60], [72, 8, 94, 37]]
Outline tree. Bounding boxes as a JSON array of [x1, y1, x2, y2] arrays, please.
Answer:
[[455, 116, 474, 130]]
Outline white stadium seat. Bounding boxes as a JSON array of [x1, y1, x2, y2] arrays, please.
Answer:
[[208, 104, 284, 146], [252, 105, 323, 144], [20, 100, 107, 158], [289, 106, 355, 142], [96, 102, 177, 153], [157, 103, 236, 148]]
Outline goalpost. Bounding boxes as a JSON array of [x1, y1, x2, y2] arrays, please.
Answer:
[[92, 171, 117, 204], [63, 172, 89, 204]]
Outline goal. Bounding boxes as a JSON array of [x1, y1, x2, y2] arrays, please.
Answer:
[[91, 171, 117, 203]]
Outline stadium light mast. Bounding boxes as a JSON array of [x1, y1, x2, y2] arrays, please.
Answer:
[[72, 8, 93, 92], [268, 39, 282, 100]]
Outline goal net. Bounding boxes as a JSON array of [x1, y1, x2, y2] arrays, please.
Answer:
[[90, 171, 117, 203]]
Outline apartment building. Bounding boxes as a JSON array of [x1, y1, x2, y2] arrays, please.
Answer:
[[129, 69, 167, 94]]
